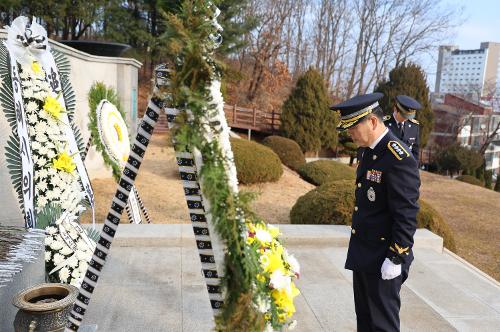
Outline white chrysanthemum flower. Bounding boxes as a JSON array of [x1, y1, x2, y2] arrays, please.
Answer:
[[27, 113, 38, 124], [29, 127, 37, 137], [288, 320, 297, 330], [45, 251, 52, 262], [26, 100, 39, 111], [38, 157, 48, 166], [255, 229, 273, 244], [283, 250, 301, 277], [69, 277, 82, 288], [35, 133, 48, 143], [35, 121, 48, 132], [53, 252, 65, 265], [44, 236, 54, 246], [50, 239, 64, 251], [67, 254, 79, 268], [256, 295, 271, 313], [270, 269, 291, 290], [45, 190, 56, 200], [42, 81, 51, 92], [59, 267, 70, 283], [38, 109, 48, 119], [34, 92, 46, 101], [60, 245, 73, 256], [38, 169, 48, 179], [52, 187, 62, 198], [78, 260, 88, 272], [37, 196, 48, 208], [23, 88, 34, 99], [71, 268, 81, 279], [76, 248, 87, 261], [31, 141, 42, 150], [46, 226, 57, 235], [20, 70, 31, 79]]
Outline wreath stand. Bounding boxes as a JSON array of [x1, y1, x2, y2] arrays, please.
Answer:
[[65, 65, 224, 331]]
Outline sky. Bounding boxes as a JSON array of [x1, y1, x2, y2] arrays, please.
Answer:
[[422, 0, 500, 92]]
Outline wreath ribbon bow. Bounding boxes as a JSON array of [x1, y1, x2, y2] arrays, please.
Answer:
[[5, 16, 49, 64]]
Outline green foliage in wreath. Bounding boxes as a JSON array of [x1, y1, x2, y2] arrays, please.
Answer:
[[160, 2, 267, 330], [87, 82, 126, 180]]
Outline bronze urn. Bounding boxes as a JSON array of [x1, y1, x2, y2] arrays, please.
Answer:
[[12, 283, 78, 332]]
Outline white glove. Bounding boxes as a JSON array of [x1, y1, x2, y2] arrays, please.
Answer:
[[381, 258, 402, 280]]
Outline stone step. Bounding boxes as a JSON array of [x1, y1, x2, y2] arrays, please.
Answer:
[[73, 224, 500, 331]]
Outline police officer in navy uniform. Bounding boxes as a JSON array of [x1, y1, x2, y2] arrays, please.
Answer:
[[331, 92, 420, 332], [384, 95, 421, 162]]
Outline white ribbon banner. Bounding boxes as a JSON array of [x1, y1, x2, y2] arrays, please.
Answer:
[[4, 41, 36, 228], [5, 17, 95, 227]]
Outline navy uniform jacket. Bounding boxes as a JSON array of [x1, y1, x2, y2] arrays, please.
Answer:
[[345, 130, 420, 273], [384, 115, 420, 162]]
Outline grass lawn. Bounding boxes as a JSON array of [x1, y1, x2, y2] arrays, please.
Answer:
[[420, 171, 500, 281]]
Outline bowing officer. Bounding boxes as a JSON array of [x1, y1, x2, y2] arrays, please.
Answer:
[[331, 92, 420, 332], [384, 95, 421, 162]]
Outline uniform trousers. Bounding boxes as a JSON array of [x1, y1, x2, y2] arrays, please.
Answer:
[[352, 267, 409, 332]]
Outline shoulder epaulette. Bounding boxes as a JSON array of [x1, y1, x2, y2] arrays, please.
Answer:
[[383, 115, 391, 121], [409, 118, 419, 124], [388, 141, 410, 160]]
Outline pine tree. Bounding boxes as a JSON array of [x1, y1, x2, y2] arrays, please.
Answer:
[[375, 63, 434, 148], [280, 68, 338, 153]]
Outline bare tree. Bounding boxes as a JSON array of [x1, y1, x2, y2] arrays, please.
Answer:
[[244, 0, 295, 102]]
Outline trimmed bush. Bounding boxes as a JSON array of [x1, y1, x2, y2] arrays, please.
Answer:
[[417, 200, 457, 252], [262, 135, 306, 171], [290, 183, 457, 252], [456, 175, 484, 187], [298, 160, 355, 186], [230, 138, 283, 184], [290, 180, 355, 225], [495, 176, 500, 192]]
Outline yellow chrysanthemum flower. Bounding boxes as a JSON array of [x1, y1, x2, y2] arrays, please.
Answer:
[[260, 245, 284, 273], [271, 282, 300, 319], [267, 225, 280, 239], [43, 96, 64, 119], [53, 151, 76, 173], [31, 61, 42, 75]]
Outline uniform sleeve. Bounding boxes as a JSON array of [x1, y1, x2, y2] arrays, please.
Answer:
[[413, 126, 420, 162], [385, 156, 420, 263]]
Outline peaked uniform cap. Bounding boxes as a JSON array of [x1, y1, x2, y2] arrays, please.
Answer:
[[331, 92, 384, 131], [395, 95, 421, 117]]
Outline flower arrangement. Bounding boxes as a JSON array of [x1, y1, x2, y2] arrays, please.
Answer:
[[19, 60, 86, 216], [19, 59, 95, 285], [44, 213, 96, 288], [247, 223, 300, 330], [160, 2, 302, 330]]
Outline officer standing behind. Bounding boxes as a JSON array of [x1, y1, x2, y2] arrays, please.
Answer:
[[331, 92, 420, 332], [384, 95, 421, 162]]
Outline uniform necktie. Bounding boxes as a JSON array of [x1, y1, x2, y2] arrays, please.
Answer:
[[398, 122, 404, 137]]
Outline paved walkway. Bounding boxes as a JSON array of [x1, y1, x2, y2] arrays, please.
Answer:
[[82, 225, 500, 331]]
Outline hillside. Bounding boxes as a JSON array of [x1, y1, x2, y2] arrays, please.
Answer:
[[83, 134, 500, 281]]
